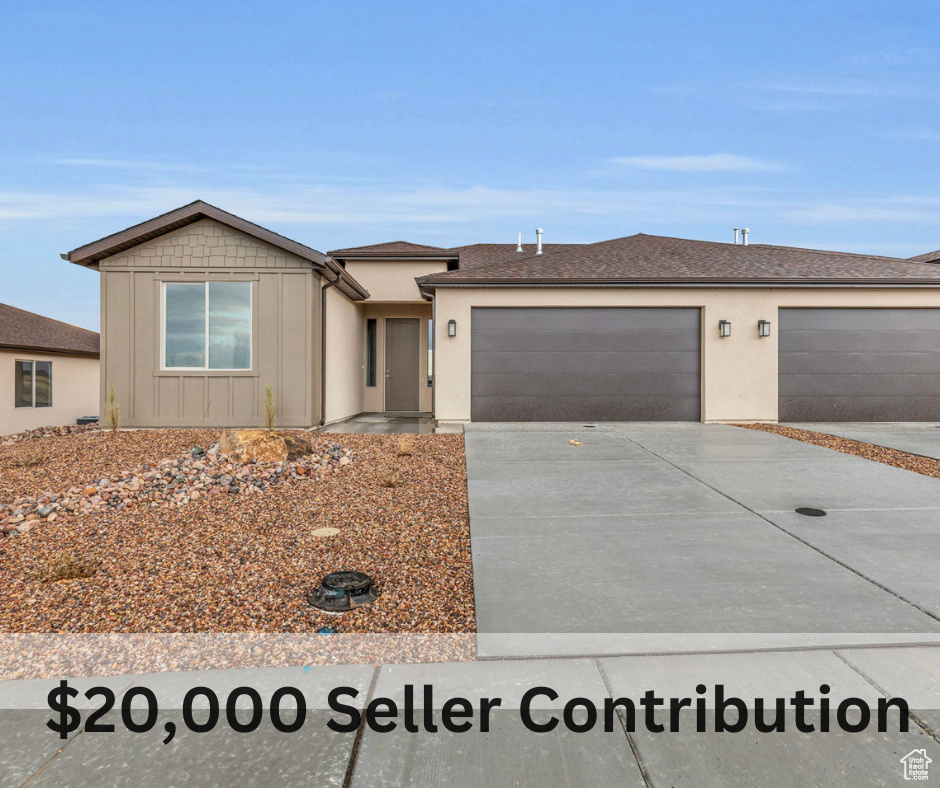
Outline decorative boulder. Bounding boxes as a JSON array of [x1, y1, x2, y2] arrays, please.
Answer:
[[217, 430, 313, 463]]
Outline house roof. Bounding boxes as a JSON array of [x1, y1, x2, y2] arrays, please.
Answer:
[[909, 248, 940, 264], [0, 303, 99, 357], [449, 243, 588, 269], [328, 240, 459, 259], [418, 233, 940, 288], [63, 200, 369, 300]]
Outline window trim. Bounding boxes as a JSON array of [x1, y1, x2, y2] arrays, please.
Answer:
[[427, 317, 434, 387], [160, 281, 254, 372], [14, 359, 52, 408], [365, 318, 377, 387]]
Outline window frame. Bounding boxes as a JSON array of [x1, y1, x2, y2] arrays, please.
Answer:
[[14, 359, 52, 408], [160, 281, 254, 372], [427, 318, 434, 387], [365, 318, 377, 387]]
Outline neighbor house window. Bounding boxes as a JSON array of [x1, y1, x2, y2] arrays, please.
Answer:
[[163, 282, 252, 370], [365, 318, 377, 386], [427, 318, 433, 386], [15, 360, 52, 408]]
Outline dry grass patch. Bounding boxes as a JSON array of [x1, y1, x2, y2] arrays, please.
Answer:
[[38, 551, 96, 583], [396, 436, 415, 457], [7, 443, 46, 468]]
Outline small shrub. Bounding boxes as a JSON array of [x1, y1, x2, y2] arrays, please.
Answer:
[[378, 475, 401, 488], [104, 383, 121, 432], [8, 443, 45, 467], [396, 436, 415, 457], [39, 552, 96, 583], [263, 385, 277, 431]]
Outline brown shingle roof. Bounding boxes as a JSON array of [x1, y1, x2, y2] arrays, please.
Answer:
[[449, 243, 588, 269], [909, 248, 940, 264], [0, 304, 99, 356], [328, 241, 457, 258], [419, 233, 940, 286]]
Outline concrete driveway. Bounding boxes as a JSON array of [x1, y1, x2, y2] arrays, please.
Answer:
[[785, 422, 940, 460], [465, 423, 940, 658]]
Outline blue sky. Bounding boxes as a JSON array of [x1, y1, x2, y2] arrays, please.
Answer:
[[2, 0, 939, 330]]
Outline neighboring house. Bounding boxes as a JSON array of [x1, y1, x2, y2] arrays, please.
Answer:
[[0, 303, 100, 435], [63, 200, 940, 427]]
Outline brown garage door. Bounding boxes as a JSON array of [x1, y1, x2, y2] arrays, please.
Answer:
[[779, 308, 940, 421], [470, 307, 701, 421]]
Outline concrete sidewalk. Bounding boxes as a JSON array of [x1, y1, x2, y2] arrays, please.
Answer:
[[465, 423, 940, 658], [3, 645, 939, 787]]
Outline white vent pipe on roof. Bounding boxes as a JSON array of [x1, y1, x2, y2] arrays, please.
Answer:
[[516, 232, 523, 252], [536, 228, 543, 255], [742, 228, 750, 246], [733, 228, 740, 245]]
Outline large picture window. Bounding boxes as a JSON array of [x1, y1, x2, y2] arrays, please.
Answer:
[[163, 282, 252, 370], [15, 360, 52, 408]]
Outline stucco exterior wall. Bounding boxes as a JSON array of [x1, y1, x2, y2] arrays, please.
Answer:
[[432, 286, 940, 423], [342, 261, 447, 302], [99, 219, 321, 428], [0, 351, 99, 436], [361, 303, 433, 414], [323, 285, 364, 424]]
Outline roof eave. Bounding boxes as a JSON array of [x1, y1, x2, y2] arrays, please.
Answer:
[[63, 200, 331, 270], [330, 252, 460, 261], [419, 277, 940, 288], [0, 342, 100, 357]]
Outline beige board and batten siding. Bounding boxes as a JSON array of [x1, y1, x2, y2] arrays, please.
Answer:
[[432, 286, 940, 423], [0, 350, 99, 435], [99, 219, 321, 428]]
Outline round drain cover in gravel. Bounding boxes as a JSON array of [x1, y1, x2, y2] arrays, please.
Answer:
[[795, 507, 827, 517], [308, 571, 380, 613], [312, 527, 341, 537]]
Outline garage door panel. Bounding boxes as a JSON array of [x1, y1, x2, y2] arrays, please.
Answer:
[[471, 328, 701, 354], [786, 308, 940, 331], [779, 352, 940, 376], [470, 306, 699, 331], [472, 372, 702, 398], [779, 309, 940, 422], [471, 350, 701, 376], [780, 373, 940, 398], [780, 329, 940, 354], [471, 307, 701, 422], [472, 395, 700, 422], [780, 396, 940, 422]]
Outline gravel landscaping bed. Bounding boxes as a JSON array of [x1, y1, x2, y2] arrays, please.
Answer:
[[0, 428, 221, 501], [0, 432, 473, 653], [737, 423, 940, 479]]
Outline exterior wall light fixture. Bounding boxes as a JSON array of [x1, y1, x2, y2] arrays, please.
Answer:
[[758, 319, 771, 337], [718, 320, 732, 338], [447, 319, 457, 337]]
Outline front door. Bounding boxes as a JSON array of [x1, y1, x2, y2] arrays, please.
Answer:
[[385, 318, 420, 411]]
